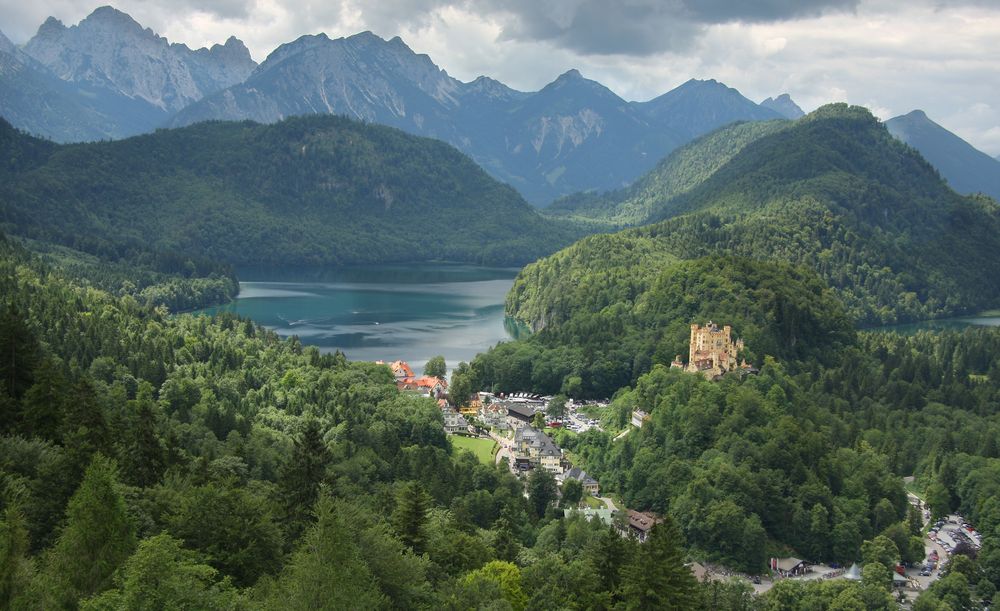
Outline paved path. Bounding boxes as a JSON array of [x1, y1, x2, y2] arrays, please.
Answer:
[[595, 495, 618, 512]]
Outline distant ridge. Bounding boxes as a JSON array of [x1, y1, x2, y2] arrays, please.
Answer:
[[513, 104, 1000, 329], [0, 7, 786, 205], [0, 114, 581, 267], [886, 109, 1000, 202]]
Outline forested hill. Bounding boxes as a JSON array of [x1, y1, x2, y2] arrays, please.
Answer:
[[545, 120, 790, 226], [514, 104, 1000, 327], [0, 115, 582, 267]]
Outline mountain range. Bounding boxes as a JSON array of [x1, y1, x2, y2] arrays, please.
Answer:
[[0, 7, 792, 204], [510, 104, 1000, 330], [1, 6, 997, 207], [0, 114, 580, 268]]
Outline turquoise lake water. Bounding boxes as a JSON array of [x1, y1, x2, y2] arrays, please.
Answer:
[[198, 264, 523, 373], [867, 315, 1000, 334]]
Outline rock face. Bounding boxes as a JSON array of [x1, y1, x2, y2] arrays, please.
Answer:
[[1, 9, 788, 203], [23, 6, 256, 113], [886, 109, 1000, 202], [174, 35, 783, 204], [761, 93, 805, 119], [0, 26, 161, 142]]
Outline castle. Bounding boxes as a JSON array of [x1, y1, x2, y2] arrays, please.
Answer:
[[671, 321, 751, 379]]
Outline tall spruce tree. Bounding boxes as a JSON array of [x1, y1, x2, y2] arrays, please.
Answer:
[[35, 454, 136, 607], [392, 481, 431, 554], [120, 386, 165, 488], [267, 497, 384, 610], [279, 418, 330, 528], [0, 305, 39, 401], [620, 518, 699, 610], [0, 506, 32, 607]]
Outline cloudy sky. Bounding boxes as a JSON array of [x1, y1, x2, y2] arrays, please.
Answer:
[[2, 0, 999, 154]]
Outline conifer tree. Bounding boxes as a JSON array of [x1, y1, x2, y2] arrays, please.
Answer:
[[620, 517, 699, 610], [266, 497, 384, 610], [279, 418, 330, 527], [18, 359, 68, 441], [0, 506, 32, 607], [393, 481, 431, 554], [492, 515, 520, 563], [0, 305, 39, 401], [36, 454, 136, 607], [79, 534, 246, 610], [587, 526, 632, 597], [120, 386, 165, 488], [527, 468, 557, 518]]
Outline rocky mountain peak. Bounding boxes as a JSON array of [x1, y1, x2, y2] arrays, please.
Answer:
[[85, 5, 141, 28], [760, 93, 805, 119], [23, 6, 256, 112], [34, 16, 67, 38]]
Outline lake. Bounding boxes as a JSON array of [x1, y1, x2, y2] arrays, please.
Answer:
[[867, 315, 1000, 334], [198, 264, 524, 373]]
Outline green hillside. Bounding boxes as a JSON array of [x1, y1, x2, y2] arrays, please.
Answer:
[[515, 104, 1000, 328], [0, 115, 582, 267], [546, 119, 789, 225]]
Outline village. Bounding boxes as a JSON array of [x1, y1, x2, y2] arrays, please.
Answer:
[[378, 322, 969, 601]]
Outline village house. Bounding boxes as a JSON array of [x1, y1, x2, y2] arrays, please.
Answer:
[[513, 426, 562, 474], [771, 557, 808, 577], [388, 360, 415, 380], [459, 393, 482, 417], [559, 466, 599, 496], [397, 375, 448, 398], [619, 510, 662, 543], [441, 406, 469, 435], [479, 401, 510, 431]]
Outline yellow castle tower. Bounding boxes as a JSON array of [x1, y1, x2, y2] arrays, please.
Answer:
[[684, 321, 745, 379]]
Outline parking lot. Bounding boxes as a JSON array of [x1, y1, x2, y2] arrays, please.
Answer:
[[906, 512, 982, 596]]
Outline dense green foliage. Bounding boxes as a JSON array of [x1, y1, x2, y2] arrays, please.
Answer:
[[0, 233, 742, 608], [465, 255, 853, 399], [460, 218, 1000, 581], [20, 239, 237, 312], [0, 115, 583, 268], [525, 104, 1000, 326]]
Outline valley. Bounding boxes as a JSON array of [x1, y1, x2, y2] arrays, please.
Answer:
[[0, 3, 999, 610]]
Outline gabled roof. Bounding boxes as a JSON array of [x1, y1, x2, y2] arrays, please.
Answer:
[[389, 360, 414, 378], [564, 467, 598, 485], [628, 510, 661, 533]]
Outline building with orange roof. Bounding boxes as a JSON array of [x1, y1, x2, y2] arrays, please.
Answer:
[[397, 376, 448, 398], [389, 360, 415, 380]]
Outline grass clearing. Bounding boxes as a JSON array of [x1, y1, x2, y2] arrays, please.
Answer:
[[582, 495, 604, 509], [450, 435, 497, 465]]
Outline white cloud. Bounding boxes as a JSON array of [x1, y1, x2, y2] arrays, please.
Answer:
[[1, 0, 997, 154]]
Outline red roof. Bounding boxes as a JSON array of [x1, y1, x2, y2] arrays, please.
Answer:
[[397, 376, 447, 390], [389, 360, 414, 378]]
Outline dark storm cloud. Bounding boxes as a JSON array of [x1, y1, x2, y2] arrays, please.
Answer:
[[682, 0, 860, 23], [353, 0, 861, 56]]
